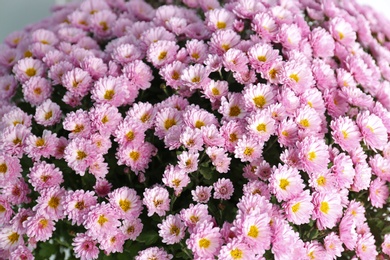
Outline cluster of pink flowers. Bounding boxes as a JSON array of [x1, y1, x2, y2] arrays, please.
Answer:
[[0, 0, 390, 259]]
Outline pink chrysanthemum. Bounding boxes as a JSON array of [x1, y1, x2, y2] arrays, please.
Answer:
[[64, 190, 98, 226], [312, 192, 343, 230], [121, 218, 143, 241], [186, 221, 222, 259], [0, 225, 23, 251], [269, 164, 305, 202], [135, 247, 173, 260], [191, 186, 213, 204], [24, 214, 55, 242], [356, 110, 388, 151], [297, 136, 330, 174], [72, 233, 99, 260], [369, 178, 389, 208], [283, 190, 314, 225], [84, 203, 121, 240], [108, 187, 143, 220], [158, 214, 186, 245], [33, 186, 65, 221], [143, 186, 170, 217]]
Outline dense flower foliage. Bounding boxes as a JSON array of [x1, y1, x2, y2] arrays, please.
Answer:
[[1, 0, 390, 259]]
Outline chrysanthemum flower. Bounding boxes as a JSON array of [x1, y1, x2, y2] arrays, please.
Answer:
[[356, 110, 388, 151], [368, 178, 389, 208], [143, 186, 170, 217], [34, 99, 62, 127], [158, 214, 186, 245], [64, 190, 97, 226], [186, 221, 222, 259], [237, 212, 271, 253], [356, 233, 378, 260], [84, 203, 121, 240], [135, 246, 173, 260], [324, 232, 344, 259], [213, 178, 234, 200], [191, 186, 213, 204], [108, 187, 143, 220], [24, 214, 55, 242], [180, 204, 213, 232], [12, 58, 45, 83], [331, 116, 362, 152], [0, 225, 23, 251], [283, 190, 314, 225], [218, 238, 253, 260], [297, 136, 330, 174], [121, 217, 143, 241], [162, 165, 190, 196], [312, 192, 343, 230], [72, 233, 99, 260]]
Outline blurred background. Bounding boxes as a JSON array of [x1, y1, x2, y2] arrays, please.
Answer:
[[0, 0, 389, 42]]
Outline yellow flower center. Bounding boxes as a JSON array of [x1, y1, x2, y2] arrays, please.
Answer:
[[101, 115, 109, 124], [256, 123, 266, 132], [36, 138, 45, 147], [253, 95, 266, 108], [308, 151, 316, 161], [338, 31, 344, 40], [73, 124, 84, 133], [195, 120, 205, 129], [170, 225, 180, 236], [99, 21, 109, 31], [76, 150, 87, 160], [8, 232, 19, 244], [230, 249, 243, 259], [269, 68, 277, 79], [317, 176, 326, 186], [25, 68, 36, 77], [190, 215, 199, 223], [320, 201, 329, 214], [229, 106, 241, 117], [158, 51, 167, 61], [104, 89, 115, 100], [98, 215, 108, 226], [216, 21, 226, 29], [129, 151, 140, 161], [75, 201, 85, 210], [279, 178, 290, 190], [342, 130, 348, 139], [300, 119, 310, 128], [257, 56, 267, 62], [191, 76, 200, 83], [119, 199, 131, 212], [39, 219, 49, 228], [171, 71, 180, 80], [199, 238, 211, 248], [48, 196, 60, 208], [164, 118, 176, 130], [44, 111, 53, 120], [191, 53, 200, 60], [243, 147, 254, 156], [126, 131, 135, 141], [221, 44, 230, 51], [291, 202, 300, 213], [211, 87, 220, 95], [0, 204, 5, 212], [248, 225, 259, 238], [34, 88, 42, 95], [289, 73, 299, 82], [0, 163, 7, 173]]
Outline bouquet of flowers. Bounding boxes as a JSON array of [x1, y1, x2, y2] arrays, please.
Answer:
[[1, 0, 390, 259]]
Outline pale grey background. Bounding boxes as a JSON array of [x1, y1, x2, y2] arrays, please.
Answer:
[[0, 0, 389, 42]]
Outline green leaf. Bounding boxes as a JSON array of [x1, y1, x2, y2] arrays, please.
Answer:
[[199, 167, 213, 180], [136, 230, 159, 245], [38, 242, 57, 258]]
